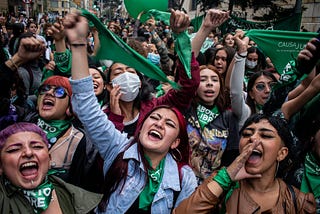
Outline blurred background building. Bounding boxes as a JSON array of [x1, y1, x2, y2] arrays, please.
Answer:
[[0, 0, 318, 32]]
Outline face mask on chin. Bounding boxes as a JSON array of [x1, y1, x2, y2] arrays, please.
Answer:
[[112, 72, 141, 102], [246, 59, 258, 69]]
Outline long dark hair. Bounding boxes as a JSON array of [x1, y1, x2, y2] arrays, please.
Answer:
[[246, 70, 277, 114], [97, 105, 189, 212], [210, 46, 235, 79], [106, 63, 154, 109], [246, 46, 267, 73]]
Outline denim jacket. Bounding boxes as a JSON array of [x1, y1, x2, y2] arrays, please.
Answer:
[[70, 76, 197, 214]]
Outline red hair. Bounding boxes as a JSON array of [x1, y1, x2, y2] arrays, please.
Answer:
[[42, 76, 72, 96]]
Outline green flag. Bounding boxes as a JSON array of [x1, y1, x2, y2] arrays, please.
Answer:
[[143, 9, 171, 26], [142, 9, 191, 78], [124, 0, 168, 19], [81, 9, 178, 88], [245, 30, 317, 73]]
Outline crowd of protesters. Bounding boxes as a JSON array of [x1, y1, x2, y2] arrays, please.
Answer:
[[0, 7, 319, 214]]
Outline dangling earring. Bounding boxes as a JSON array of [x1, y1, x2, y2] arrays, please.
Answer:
[[274, 161, 279, 179], [171, 148, 182, 162]]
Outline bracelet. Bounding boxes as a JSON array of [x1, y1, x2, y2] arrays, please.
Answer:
[[213, 167, 233, 191], [237, 52, 247, 58], [70, 43, 87, 47], [9, 58, 19, 70]]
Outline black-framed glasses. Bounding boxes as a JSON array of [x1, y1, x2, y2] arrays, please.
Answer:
[[38, 84, 68, 99], [254, 82, 276, 92]]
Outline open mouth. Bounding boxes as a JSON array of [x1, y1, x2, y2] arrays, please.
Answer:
[[43, 99, 54, 107], [204, 90, 215, 96], [20, 161, 39, 177], [148, 130, 163, 140], [247, 150, 262, 164]]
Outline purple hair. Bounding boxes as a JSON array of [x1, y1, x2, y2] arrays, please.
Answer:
[[0, 122, 49, 149]]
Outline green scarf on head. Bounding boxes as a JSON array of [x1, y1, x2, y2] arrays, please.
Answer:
[[37, 117, 71, 144], [139, 156, 165, 211], [197, 104, 220, 129], [300, 152, 320, 198]]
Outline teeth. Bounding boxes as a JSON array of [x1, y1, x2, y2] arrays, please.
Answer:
[[21, 162, 37, 168], [252, 150, 262, 155], [150, 130, 162, 139]]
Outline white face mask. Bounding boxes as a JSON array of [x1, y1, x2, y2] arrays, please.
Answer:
[[246, 59, 258, 69], [112, 72, 140, 102]]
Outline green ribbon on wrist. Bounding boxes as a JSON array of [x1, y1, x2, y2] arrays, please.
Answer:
[[213, 167, 233, 191]]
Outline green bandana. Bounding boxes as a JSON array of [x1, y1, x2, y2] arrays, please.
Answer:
[[300, 152, 320, 198], [22, 177, 54, 214], [139, 156, 165, 210], [197, 104, 220, 129], [37, 117, 71, 145], [256, 103, 264, 113]]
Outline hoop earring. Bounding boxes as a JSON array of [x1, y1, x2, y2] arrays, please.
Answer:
[[171, 148, 182, 162]]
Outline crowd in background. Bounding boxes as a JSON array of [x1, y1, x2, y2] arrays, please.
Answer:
[[0, 8, 319, 213]]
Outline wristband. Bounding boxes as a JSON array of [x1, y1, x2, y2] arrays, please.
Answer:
[[237, 52, 247, 58], [213, 167, 233, 191], [70, 43, 87, 47]]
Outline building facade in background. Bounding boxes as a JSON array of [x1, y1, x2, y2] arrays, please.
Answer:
[[0, 0, 318, 32]]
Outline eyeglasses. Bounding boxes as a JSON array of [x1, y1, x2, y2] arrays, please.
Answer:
[[254, 82, 276, 92], [38, 84, 68, 98]]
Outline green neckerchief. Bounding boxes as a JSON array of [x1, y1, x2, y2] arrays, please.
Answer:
[[4, 170, 58, 214], [37, 117, 71, 145], [139, 156, 165, 211], [155, 84, 165, 98], [300, 152, 320, 198], [197, 104, 220, 129], [256, 103, 264, 113]]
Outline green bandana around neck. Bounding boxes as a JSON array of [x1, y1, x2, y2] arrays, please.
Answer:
[[256, 103, 264, 113], [22, 177, 54, 214], [300, 152, 320, 198], [139, 156, 166, 210], [37, 117, 71, 145], [197, 104, 220, 129]]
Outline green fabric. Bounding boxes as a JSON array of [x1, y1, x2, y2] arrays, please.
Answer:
[[42, 49, 73, 81], [21, 177, 54, 214], [212, 167, 234, 191], [142, 9, 171, 26], [190, 15, 204, 32], [245, 30, 317, 74], [220, 181, 240, 214], [81, 9, 178, 89], [37, 117, 71, 144], [0, 175, 102, 214], [139, 156, 165, 210], [54, 49, 72, 74], [173, 31, 191, 79], [155, 84, 165, 98], [197, 104, 220, 129], [300, 152, 320, 198], [220, 12, 302, 35], [124, 0, 168, 19]]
